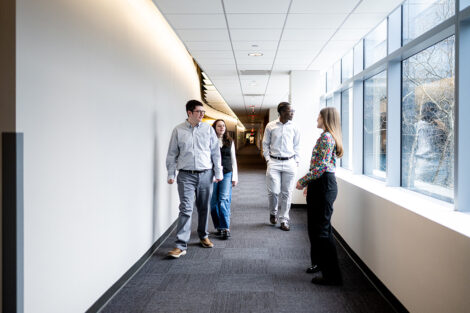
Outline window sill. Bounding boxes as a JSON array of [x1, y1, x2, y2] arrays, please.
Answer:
[[335, 168, 470, 238]]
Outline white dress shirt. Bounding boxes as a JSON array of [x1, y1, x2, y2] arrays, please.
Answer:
[[262, 118, 300, 163]]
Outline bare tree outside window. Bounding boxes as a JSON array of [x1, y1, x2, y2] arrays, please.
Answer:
[[401, 36, 455, 202]]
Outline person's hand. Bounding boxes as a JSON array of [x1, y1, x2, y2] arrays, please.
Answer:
[[296, 181, 303, 190], [232, 181, 238, 187], [168, 179, 174, 184], [215, 178, 222, 183], [303, 187, 307, 197]]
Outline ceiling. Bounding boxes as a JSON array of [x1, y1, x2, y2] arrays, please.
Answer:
[[152, 0, 403, 129]]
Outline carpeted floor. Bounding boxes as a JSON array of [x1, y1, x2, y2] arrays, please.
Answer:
[[100, 144, 396, 313]]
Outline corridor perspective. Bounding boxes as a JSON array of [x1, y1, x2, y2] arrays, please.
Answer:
[[2, 0, 470, 313], [101, 146, 394, 313]]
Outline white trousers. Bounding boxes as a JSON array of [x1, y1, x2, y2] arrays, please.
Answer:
[[266, 158, 297, 223]]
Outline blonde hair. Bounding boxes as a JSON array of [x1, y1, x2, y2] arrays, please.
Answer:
[[320, 107, 343, 158]]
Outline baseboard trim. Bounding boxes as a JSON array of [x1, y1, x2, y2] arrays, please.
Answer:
[[86, 219, 178, 313], [333, 228, 409, 313]]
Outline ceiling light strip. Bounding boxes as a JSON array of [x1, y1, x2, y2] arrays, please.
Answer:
[[258, 0, 294, 116], [221, 0, 249, 118]]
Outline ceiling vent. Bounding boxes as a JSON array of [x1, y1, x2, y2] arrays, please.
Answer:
[[239, 70, 271, 76]]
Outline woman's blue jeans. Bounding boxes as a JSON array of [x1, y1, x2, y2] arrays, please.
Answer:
[[210, 172, 233, 230]]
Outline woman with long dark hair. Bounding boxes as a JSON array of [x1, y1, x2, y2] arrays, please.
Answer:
[[296, 107, 344, 285], [211, 119, 238, 239]]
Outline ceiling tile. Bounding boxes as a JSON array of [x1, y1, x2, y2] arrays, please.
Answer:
[[227, 14, 286, 29], [200, 64, 237, 71], [235, 50, 277, 59], [276, 49, 318, 59], [278, 40, 325, 50], [177, 29, 229, 41], [285, 13, 347, 29], [191, 51, 235, 59], [223, 0, 291, 13], [290, 0, 360, 14], [237, 64, 273, 70], [235, 56, 275, 64], [282, 29, 336, 41], [185, 41, 232, 51], [197, 58, 236, 65], [232, 41, 279, 50], [230, 29, 283, 41], [153, 0, 224, 14], [164, 14, 226, 29], [354, 0, 403, 14], [341, 13, 385, 29]]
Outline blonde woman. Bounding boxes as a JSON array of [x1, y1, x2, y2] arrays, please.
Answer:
[[296, 107, 343, 285]]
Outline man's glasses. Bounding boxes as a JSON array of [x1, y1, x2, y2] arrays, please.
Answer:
[[192, 110, 206, 115]]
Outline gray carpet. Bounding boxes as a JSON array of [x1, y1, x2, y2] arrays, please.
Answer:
[[101, 144, 396, 313]]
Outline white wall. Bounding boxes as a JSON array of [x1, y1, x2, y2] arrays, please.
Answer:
[[290, 71, 322, 204], [334, 176, 470, 313], [16, 0, 200, 312]]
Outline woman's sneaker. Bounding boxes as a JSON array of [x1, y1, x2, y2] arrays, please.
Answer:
[[221, 229, 231, 240]]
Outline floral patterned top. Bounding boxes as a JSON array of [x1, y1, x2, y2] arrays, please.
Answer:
[[298, 132, 336, 187]]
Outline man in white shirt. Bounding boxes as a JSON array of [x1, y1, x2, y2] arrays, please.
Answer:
[[262, 102, 300, 231]]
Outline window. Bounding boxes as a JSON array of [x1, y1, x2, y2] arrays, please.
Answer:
[[341, 89, 352, 169], [462, 0, 470, 10], [364, 71, 387, 179], [342, 50, 353, 83], [403, 0, 455, 45], [401, 36, 455, 202], [326, 68, 333, 93], [326, 97, 333, 107], [364, 20, 387, 67]]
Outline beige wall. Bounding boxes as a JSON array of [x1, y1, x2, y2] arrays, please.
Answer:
[[334, 177, 470, 313], [16, 0, 200, 311]]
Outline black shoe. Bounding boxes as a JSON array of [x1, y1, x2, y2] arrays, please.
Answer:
[[225, 229, 231, 238], [213, 229, 222, 237], [280, 222, 290, 231], [270, 214, 277, 224], [221, 229, 230, 240], [311, 276, 343, 286], [306, 265, 320, 274]]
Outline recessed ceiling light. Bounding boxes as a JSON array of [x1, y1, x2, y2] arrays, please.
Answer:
[[251, 44, 259, 48], [248, 52, 263, 57]]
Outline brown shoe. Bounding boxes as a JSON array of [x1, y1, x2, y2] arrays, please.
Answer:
[[200, 237, 214, 248], [280, 222, 290, 231], [270, 214, 278, 224], [167, 248, 186, 259]]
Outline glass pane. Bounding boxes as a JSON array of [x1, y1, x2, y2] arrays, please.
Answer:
[[326, 68, 333, 93], [462, 0, 470, 10], [342, 50, 353, 82], [401, 36, 455, 202], [333, 61, 341, 89], [403, 0, 455, 45], [341, 89, 352, 169], [326, 97, 333, 107], [364, 71, 387, 179], [364, 20, 387, 68]]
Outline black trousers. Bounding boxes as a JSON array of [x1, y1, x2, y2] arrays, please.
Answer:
[[306, 172, 342, 281]]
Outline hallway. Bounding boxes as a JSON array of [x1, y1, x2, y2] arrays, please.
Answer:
[[100, 145, 395, 313]]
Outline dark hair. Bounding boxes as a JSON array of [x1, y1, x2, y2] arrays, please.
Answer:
[[186, 99, 203, 113], [277, 102, 290, 114], [212, 119, 232, 147]]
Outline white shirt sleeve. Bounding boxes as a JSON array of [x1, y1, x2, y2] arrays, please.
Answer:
[[230, 142, 238, 182], [262, 124, 271, 161], [293, 125, 301, 164]]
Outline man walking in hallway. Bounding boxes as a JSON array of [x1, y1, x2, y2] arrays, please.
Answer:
[[262, 102, 300, 231], [166, 99, 223, 258]]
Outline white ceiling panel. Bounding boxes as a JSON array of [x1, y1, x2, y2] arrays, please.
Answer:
[[341, 13, 386, 29], [234, 50, 277, 59], [200, 64, 237, 71], [290, 0, 360, 14], [152, 0, 224, 14], [185, 41, 232, 51], [235, 56, 275, 64], [223, 0, 291, 14], [230, 29, 283, 41], [191, 51, 235, 59], [278, 40, 325, 50], [164, 14, 227, 29], [237, 64, 273, 70], [275, 57, 312, 65], [232, 41, 279, 50], [282, 29, 336, 41], [177, 29, 229, 41], [354, 0, 403, 14], [276, 49, 319, 58], [272, 64, 308, 70], [285, 14, 347, 29], [197, 58, 236, 65], [227, 14, 286, 29]]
